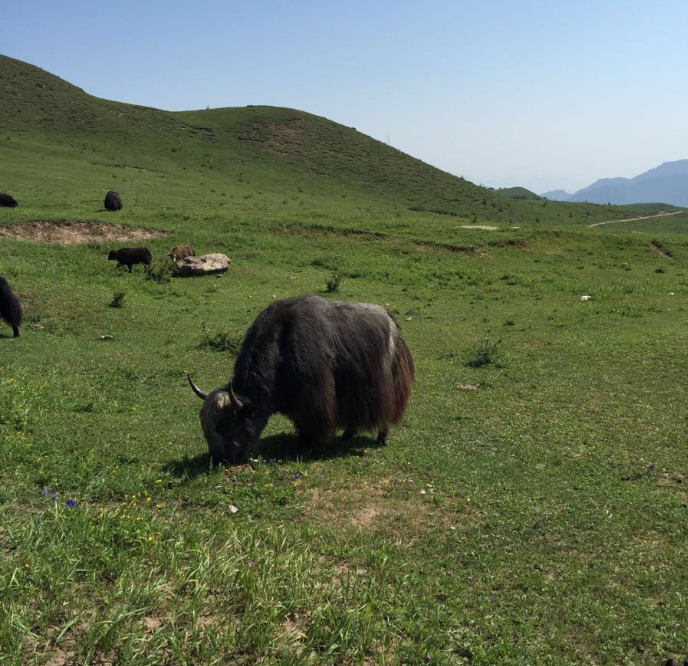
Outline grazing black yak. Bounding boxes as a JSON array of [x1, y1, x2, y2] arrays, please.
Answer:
[[107, 247, 152, 272], [0, 277, 22, 337], [168, 245, 195, 262], [188, 295, 414, 463], [104, 191, 122, 211], [0, 193, 18, 208]]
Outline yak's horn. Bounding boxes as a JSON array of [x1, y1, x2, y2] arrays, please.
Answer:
[[187, 374, 208, 400], [227, 381, 243, 411]]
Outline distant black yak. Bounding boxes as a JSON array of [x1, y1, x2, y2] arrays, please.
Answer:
[[169, 245, 195, 262], [0, 193, 18, 208], [107, 247, 152, 272], [104, 191, 122, 211], [0, 277, 22, 337], [188, 295, 414, 463]]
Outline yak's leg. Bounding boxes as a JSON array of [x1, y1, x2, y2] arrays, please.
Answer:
[[128, 264, 133, 273], [12, 324, 19, 338], [294, 424, 317, 455], [376, 428, 389, 446]]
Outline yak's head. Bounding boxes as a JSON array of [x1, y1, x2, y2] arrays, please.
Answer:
[[187, 375, 258, 464], [107, 250, 117, 260]]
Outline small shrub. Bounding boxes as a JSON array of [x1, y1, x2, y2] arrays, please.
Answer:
[[143, 262, 172, 283], [326, 270, 343, 294], [466, 330, 502, 368], [199, 324, 242, 354], [109, 291, 125, 308]]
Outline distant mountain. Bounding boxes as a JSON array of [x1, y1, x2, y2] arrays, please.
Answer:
[[567, 160, 688, 206], [541, 189, 572, 201]]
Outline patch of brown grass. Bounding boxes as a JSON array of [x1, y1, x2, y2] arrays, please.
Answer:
[[304, 478, 457, 544]]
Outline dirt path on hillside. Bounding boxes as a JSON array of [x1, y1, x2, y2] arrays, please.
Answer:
[[588, 210, 683, 228]]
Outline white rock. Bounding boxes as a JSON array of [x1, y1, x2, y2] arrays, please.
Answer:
[[174, 253, 230, 277]]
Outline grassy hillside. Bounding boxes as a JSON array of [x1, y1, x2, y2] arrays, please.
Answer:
[[1, 54, 679, 229], [497, 186, 541, 200], [2, 55, 688, 665]]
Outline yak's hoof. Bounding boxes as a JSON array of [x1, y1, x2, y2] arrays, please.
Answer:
[[342, 429, 356, 440], [376, 433, 389, 446]]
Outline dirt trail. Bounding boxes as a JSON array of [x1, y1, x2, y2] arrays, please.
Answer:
[[588, 210, 683, 228]]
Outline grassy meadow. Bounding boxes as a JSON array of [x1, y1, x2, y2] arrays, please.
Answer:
[[2, 55, 688, 665]]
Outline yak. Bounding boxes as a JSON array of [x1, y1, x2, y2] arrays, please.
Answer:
[[188, 295, 414, 463], [169, 245, 195, 262], [104, 191, 123, 211], [0, 277, 22, 337], [107, 247, 152, 272], [0, 193, 18, 208]]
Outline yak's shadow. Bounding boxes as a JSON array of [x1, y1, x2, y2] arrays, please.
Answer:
[[164, 432, 387, 481], [163, 452, 214, 480]]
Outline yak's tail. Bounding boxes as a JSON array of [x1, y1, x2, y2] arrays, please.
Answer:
[[0, 278, 22, 331], [389, 333, 414, 424]]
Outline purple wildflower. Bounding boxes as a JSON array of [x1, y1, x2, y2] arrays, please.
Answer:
[[66, 499, 77, 508], [49, 488, 56, 494], [514, 636, 520, 644], [40, 489, 47, 496], [247, 482, 253, 488], [248, 560, 255, 568], [425, 655, 432, 662]]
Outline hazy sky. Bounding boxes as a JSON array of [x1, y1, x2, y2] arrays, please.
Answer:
[[3, 0, 687, 193]]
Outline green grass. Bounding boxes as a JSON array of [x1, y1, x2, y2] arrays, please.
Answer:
[[2, 55, 688, 665]]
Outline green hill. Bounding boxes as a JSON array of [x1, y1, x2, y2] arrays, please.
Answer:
[[497, 186, 541, 200], [0, 54, 674, 228], [0, 55, 496, 215]]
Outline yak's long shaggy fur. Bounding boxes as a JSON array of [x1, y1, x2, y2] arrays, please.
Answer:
[[0, 193, 18, 208], [192, 295, 414, 463], [169, 245, 195, 262], [107, 247, 152, 272], [104, 191, 122, 211], [0, 277, 22, 338]]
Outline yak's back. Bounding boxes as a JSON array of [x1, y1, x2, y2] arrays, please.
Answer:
[[233, 296, 407, 430]]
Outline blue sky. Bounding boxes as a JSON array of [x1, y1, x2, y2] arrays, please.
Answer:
[[3, 0, 687, 193]]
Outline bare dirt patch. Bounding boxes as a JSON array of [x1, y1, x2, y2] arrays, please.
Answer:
[[0, 221, 169, 245], [305, 479, 459, 544], [459, 225, 499, 231]]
